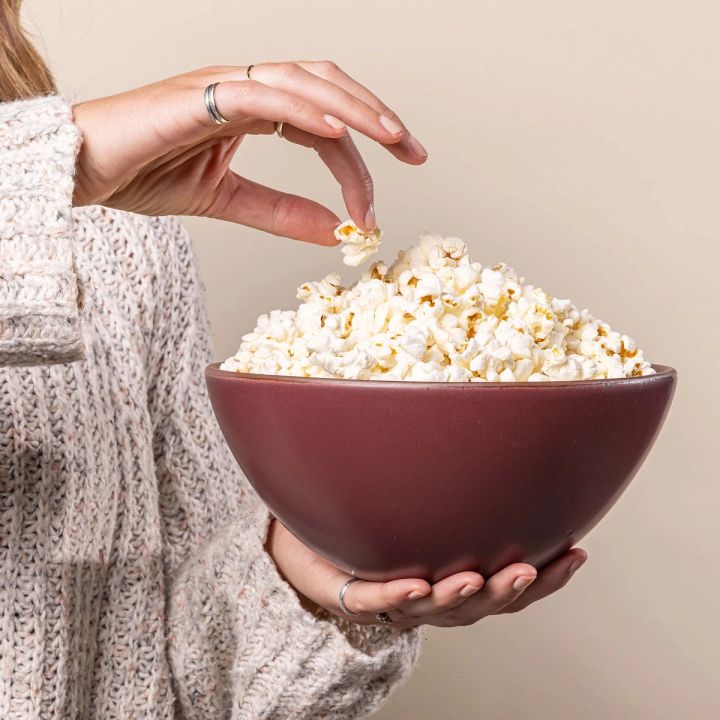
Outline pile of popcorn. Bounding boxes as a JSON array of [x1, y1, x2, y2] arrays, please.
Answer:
[[221, 224, 654, 382]]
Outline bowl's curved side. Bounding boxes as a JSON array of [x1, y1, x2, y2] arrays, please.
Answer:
[[206, 366, 676, 582]]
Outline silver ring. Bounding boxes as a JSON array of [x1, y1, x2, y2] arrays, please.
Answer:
[[204, 83, 230, 125], [375, 611, 393, 625], [275, 121, 285, 138], [338, 577, 361, 616]]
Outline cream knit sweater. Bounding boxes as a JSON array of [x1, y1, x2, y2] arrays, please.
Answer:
[[0, 95, 421, 719]]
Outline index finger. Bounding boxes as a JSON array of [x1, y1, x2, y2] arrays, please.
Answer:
[[282, 124, 376, 231]]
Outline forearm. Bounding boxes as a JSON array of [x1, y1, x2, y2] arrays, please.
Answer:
[[264, 517, 324, 616], [167, 512, 422, 720]]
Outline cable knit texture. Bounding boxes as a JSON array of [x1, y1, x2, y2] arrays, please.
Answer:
[[0, 95, 421, 719], [0, 95, 84, 365]]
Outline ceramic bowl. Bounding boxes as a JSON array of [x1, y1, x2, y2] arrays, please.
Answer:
[[206, 364, 676, 582]]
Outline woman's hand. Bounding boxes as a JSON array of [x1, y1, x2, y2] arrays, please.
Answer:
[[71, 62, 427, 244], [266, 519, 588, 628]]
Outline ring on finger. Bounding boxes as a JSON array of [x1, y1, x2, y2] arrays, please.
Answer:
[[203, 82, 231, 124], [275, 121, 285, 138], [338, 577, 361, 616]]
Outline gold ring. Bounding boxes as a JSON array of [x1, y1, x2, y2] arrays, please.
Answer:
[[275, 121, 285, 138]]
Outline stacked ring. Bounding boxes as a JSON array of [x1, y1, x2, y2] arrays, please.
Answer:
[[203, 82, 230, 124], [203, 77, 284, 137]]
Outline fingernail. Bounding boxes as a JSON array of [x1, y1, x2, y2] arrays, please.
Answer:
[[324, 114, 346, 130], [364, 204, 376, 230], [379, 114, 403, 135], [459, 584, 482, 598], [512, 574, 536, 591], [568, 556, 588, 576], [407, 590, 427, 600], [407, 134, 428, 158]]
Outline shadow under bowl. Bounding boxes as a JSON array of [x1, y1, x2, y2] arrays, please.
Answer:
[[206, 363, 676, 582]]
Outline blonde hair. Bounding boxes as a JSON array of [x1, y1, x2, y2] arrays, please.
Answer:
[[0, 0, 56, 101]]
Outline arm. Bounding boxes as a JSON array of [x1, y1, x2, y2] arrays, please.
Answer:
[[0, 96, 84, 366], [168, 522, 422, 719], [150, 218, 421, 719]]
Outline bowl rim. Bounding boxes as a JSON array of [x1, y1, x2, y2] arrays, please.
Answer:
[[206, 363, 676, 389]]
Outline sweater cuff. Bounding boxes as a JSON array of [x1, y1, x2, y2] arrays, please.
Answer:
[[0, 95, 84, 365], [167, 510, 422, 720]]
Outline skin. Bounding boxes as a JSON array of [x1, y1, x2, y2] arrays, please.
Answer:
[[72, 61, 587, 628], [267, 518, 586, 627]]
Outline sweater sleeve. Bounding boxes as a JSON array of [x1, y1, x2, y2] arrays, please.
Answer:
[[0, 95, 84, 366], [148, 217, 422, 720]]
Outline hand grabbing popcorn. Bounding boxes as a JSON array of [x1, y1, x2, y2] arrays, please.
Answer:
[[221, 230, 654, 382]]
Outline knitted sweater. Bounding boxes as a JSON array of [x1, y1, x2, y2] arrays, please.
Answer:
[[0, 95, 421, 719]]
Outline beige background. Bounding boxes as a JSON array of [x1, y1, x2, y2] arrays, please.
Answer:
[[26, 1, 719, 718]]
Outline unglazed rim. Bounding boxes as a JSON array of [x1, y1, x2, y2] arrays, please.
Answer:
[[206, 363, 676, 389]]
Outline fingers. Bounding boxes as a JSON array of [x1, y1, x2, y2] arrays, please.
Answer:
[[346, 550, 587, 628], [298, 549, 586, 630], [205, 171, 341, 245], [209, 80, 348, 140], [182, 60, 427, 236], [449, 563, 538, 621], [495, 549, 588, 614], [248, 62, 408, 151], [297, 60, 389, 115], [262, 521, 428, 620], [342, 564, 534, 628], [296, 60, 428, 165], [388, 571, 486, 620], [282, 125, 375, 231], [340, 571, 485, 625], [340, 576, 432, 616], [386, 564, 536, 628]]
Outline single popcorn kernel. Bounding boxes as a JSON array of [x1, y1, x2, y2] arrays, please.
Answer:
[[221, 230, 655, 383], [334, 219, 383, 267]]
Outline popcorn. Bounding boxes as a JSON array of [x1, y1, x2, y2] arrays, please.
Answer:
[[334, 220, 383, 267], [221, 229, 655, 382]]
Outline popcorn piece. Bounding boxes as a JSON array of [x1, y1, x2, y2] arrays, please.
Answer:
[[334, 220, 383, 267], [221, 230, 655, 383]]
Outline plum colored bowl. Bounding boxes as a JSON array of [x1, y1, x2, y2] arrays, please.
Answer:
[[206, 363, 676, 582]]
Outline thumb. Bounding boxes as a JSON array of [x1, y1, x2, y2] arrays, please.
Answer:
[[207, 171, 341, 245]]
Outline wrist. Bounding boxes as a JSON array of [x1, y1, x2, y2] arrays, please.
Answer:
[[70, 102, 97, 207], [264, 518, 323, 616]]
